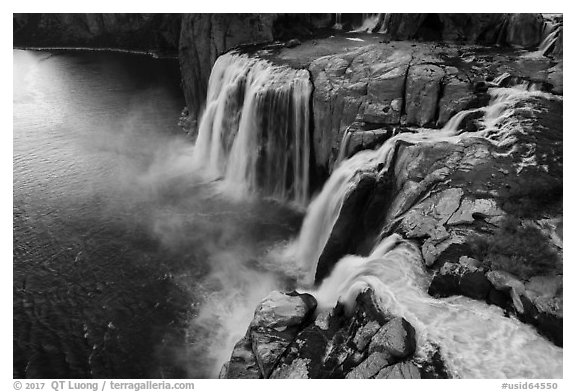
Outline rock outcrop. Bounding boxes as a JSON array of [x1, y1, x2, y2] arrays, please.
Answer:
[[221, 289, 435, 379]]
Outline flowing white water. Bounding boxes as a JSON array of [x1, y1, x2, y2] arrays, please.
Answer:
[[193, 52, 312, 205], [277, 82, 562, 377], [195, 50, 562, 378], [312, 234, 563, 378], [286, 84, 559, 284], [351, 14, 382, 33]]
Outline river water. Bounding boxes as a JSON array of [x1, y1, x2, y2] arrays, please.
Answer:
[[13, 50, 301, 378]]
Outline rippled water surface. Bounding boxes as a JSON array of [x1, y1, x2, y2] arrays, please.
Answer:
[[13, 50, 301, 378]]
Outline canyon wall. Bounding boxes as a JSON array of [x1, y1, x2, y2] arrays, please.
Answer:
[[13, 14, 181, 52]]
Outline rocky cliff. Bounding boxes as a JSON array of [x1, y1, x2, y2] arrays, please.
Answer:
[[13, 14, 181, 52], [204, 13, 562, 378]]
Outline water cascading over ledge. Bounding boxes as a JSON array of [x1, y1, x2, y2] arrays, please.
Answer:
[[192, 51, 312, 205]]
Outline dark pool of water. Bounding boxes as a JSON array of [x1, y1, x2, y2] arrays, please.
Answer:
[[13, 49, 301, 378]]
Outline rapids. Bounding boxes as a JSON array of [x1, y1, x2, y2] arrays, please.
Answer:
[[312, 234, 563, 378]]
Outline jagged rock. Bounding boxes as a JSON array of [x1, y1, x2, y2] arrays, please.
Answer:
[[251, 326, 295, 378], [221, 336, 262, 379], [250, 291, 317, 331], [345, 352, 392, 379], [405, 64, 445, 126], [375, 362, 421, 379], [368, 317, 416, 358], [270, 289, 394, 378], [270, 358, 311, 379], [352, 320, 381, 352], [458, 256, 482, 271], [429, 262, 492, 300], [486, 270, 526, 313]]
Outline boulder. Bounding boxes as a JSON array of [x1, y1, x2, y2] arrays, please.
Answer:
[[375, 362, 421, 379], [345, 352, 392, 379], [368, 317, 416, 358], [352, 320, 381, 352], [250, 291, 317, 331]]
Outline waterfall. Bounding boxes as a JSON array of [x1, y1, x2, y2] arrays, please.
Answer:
[[278, 125, 462, 287], [334, 127, 353, 166], [333, 13, 343, 30], [193, 52, 312, 205], [312, 234, 563, 378], [351, 13, 384, 33], [284, 83, 557, 286], [273, 82, 562, 376]]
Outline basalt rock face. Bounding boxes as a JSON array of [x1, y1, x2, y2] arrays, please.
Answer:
[[384, 13, 544, 48], [314, 84, 562, 344], [178, 13, 334, 128], [309, 40, 562, 178], [178, 14, 276, 129], [13, 14, 181, 51], [221, 289, 433, 379]]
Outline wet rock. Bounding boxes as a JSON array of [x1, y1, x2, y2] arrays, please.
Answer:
[[250, 291, 317, 331], [458, 256, 482, 270], [375, 361, 421, 379], [405, 64, 445, 126], [352, 320, 381, 351], [438, 69, 476, 126], [179, 14, 276, 124], [270, 358, 311, 379], [368, 317, 416, 358], [518, 295, 563, 347], [221, 336, 262, 379], [486, 270, 526, 313], [429, 262, 492, 300], [315, 172, 377, 283], [345, 352, 392, 379], [251, 327, 295, 377]]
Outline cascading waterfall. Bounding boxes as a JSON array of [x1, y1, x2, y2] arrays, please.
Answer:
[[281, 123, 465, 287], [193, 52, 312, 205], [312, 234, 563, 378], [288, 83, 558, 285], [279, 82, 562, 377]]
